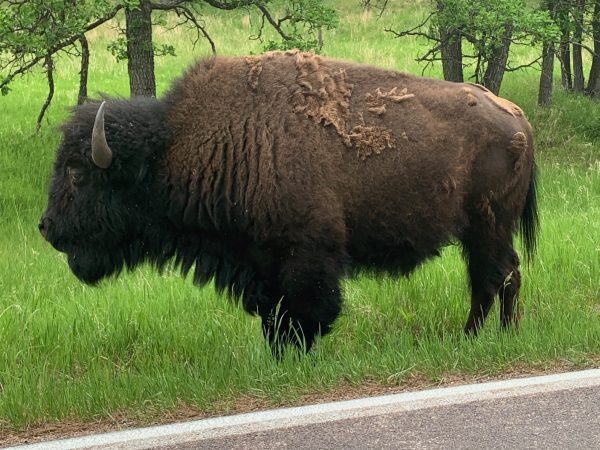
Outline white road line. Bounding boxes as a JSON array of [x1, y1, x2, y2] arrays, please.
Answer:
[[7, 368, 600, 450]]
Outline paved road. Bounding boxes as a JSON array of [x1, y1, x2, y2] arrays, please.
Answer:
[[8, 369, 600, 450], [183, 385, 600, 450]]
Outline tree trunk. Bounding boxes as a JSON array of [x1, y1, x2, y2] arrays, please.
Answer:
[[553, 0, 571, 90], [538, 41, 555, 106], [572, 0, 586, 93], [587, 0, 600, 97], [317, 28, 323, 51], [483, 23, 513, 95], [559, 32, 572, 90], [436, 1, 463, 82], [440, 30, 464, 82], [125, 0, 156, 97], [78, 35, 89, 105]]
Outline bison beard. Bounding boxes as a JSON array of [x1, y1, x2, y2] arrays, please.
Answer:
[[40, 51, 538, 356]]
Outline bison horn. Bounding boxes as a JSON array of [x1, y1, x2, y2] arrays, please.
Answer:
[[91, 101, 113, 169]]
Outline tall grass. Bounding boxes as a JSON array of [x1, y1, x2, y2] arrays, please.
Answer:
[[0, 1, 598, 434]]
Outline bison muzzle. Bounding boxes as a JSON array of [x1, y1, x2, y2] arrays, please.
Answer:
[[40, 51, 538, 354]]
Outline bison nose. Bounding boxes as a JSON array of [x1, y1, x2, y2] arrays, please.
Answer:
[[38, 216, 51, 240]]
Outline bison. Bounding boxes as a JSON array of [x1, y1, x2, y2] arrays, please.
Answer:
[[39, 50, 538, 354]]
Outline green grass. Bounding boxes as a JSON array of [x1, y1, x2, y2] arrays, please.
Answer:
[[0, 1, 599, 434]]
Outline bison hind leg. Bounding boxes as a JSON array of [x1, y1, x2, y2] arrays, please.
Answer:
[[461, 229, 522, 335]]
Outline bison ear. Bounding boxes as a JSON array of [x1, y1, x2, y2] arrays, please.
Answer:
[[91, 101, 114, 169]]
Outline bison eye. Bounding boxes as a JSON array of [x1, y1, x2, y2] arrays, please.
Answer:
[[67, 167, 86, 186]]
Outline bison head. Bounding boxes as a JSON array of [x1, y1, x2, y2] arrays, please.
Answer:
[[40, 99, 172, 284]]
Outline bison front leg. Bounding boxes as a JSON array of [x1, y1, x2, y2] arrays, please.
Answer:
[[260, 306, 328, 357], [259, 245, 344, 356]]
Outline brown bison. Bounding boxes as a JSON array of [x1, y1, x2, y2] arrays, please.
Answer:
[[39, 50, 538, 354]]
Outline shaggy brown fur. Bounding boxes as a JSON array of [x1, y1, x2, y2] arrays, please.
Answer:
[[41, 51, 538, 355]]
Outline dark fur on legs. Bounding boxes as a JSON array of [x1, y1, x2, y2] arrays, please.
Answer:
[[462, 229, 522, 335], [259, 244, 343, 356]]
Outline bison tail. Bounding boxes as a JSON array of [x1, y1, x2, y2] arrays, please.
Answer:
[[520, 163, 539, 263]]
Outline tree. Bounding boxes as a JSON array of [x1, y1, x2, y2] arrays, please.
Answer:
[[386, 0, 558, 95], [538, 0, 557, 106], [125, 0, 156, 96], [435, 0, 465, 82], [480, 22, 514, 95], [553, 0, 573, 90], [78, 35, 90, 106], [587, 0, 600, 96], [0, 0, 338, 125], [0, 0, 120, 129], [540, 0, 600, 99], [573, 0, 587, 92], [97, 0, 339, 97]]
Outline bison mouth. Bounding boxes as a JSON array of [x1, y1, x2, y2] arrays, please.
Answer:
[[66, 250, 122, 285], [40, 226, 70, 254]]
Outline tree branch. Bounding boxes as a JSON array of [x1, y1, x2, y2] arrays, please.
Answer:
[[202, 0, 257, 10], [254, 1, 291, 41], [384, 11, 439, 42], [149, 0, 187, 11], [0, 5, 124, 92], [361, 0, 388, 18], [36, 55, 54, 132], [571, 40, 597, 57], [174, 5, 217, 54], [505, 55, 543, 72], [377, 0, 389, 19], [248, 12, 267, 42], [78, 35, 89, 105]]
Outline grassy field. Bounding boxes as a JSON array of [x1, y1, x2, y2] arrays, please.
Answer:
[[0, 1, 599, 439]]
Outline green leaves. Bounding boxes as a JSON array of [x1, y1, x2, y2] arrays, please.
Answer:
[[433, 0, 559, 47], [259, 0, 338, 53], [0, 0, 115, 88], [107, 37, 176, 63], [107, 37, 129, 63]]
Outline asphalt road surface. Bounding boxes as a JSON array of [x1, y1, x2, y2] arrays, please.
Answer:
[[8, 369, 600, 450]]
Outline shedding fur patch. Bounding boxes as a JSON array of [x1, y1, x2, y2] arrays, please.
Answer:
[[291, 52, 353, 136], [244, 56, 263, 90], [366, 87, 415, 116], [290, 52, 399, 159], [461, 87, 478, 106], [468, 83, 523, 117], [509, 131, 528, 171], [343, 125, 397, 160]]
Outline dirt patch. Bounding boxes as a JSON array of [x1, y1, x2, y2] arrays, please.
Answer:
[[2, 360, 597, 447]]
